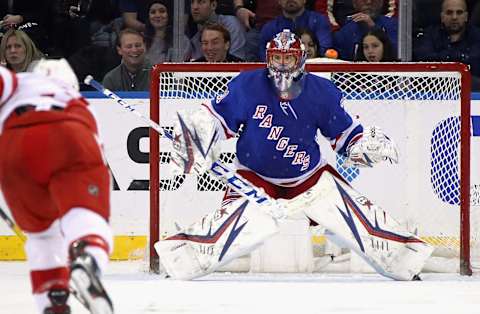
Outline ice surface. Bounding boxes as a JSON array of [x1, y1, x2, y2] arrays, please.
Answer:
[[2, 261, 480, 314]]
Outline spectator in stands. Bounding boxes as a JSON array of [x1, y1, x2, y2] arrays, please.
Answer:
[[65, 1, 122, 91], [413, 0, 480, 85], [333, 0, 398, 61], [50, 0, 120, 58], [233, 0, 281, 61], [102, 28, 152, 91], [118, 0, 151, 32], [187, 0, 237, 15], [259, 0, 332, 61], [194, 22, 243, 62], [413, 0, 479, 37], [355, 28, 396, 61], [412, 0, 443, 37], [188, 0, 246, 60], [68, 43, 121, 91], [145, 0, 191, 63], [313, 0, 398, 31], [295, 27, 319, 59], [0, 0, 49, 52], [0, 29, 44, 72], [472, 1, 480, 28]]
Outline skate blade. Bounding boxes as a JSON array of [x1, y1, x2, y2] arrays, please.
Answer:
[[70, 268, 113, 314]]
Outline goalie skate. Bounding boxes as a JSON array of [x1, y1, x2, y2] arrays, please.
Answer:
[[69, 249, 113, 314]]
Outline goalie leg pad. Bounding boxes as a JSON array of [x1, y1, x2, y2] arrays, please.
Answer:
[[283, 170, 434, 280], [154, 239, 206, 280], [155, 197, 279, 280]]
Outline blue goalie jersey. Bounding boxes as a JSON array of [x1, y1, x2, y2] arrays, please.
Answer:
[[207, 68, 363, 183]]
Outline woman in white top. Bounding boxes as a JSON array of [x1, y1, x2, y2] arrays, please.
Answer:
[[144, 0, 191, 63]]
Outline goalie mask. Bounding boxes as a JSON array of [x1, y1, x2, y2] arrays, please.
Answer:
[[266, 29, 307, 99]]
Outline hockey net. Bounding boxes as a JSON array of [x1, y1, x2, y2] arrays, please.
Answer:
[[149, 62, 479, 275]]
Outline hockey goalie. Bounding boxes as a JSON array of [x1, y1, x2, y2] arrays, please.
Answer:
[[155, 30, 434, 281]]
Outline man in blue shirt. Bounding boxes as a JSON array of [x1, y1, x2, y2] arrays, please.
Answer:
[[333, 0, 398, 60], [259, 0, 333, 60], [414, 0, 480, 88], [188, 0, 247, 60]]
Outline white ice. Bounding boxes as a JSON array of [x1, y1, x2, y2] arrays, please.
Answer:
[[2, 261, 480, 314]]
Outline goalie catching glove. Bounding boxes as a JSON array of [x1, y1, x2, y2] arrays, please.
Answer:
[[344, 126, 399, 168], [170, 106, 223, 175]]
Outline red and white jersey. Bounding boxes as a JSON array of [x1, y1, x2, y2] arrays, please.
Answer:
[[0, 66, 83, 132]]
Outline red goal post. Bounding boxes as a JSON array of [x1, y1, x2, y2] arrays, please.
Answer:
[[149, 62, 474, 275]]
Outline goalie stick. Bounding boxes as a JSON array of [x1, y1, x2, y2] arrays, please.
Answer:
[[0, 206, 26, 242], [83, 75, 287, 219]]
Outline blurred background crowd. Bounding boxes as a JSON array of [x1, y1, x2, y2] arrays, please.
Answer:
[[1, 0, 478, 91]]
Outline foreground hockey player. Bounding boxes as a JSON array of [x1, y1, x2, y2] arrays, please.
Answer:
[[155, 30, 434, 281], [0, 59, 114, 314]]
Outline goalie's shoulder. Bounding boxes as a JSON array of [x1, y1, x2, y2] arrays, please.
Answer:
[[305, 72, 339, 90], [243, 68, 270, 81], [228, 68, 267, 89], [303, 73, 342, 103]]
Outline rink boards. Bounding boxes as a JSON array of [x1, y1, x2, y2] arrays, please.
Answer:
[[0, 92, 479, 260]]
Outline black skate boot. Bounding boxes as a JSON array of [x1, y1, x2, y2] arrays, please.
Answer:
[[69, 240, 114, 314], [43, 288, 71, 314]]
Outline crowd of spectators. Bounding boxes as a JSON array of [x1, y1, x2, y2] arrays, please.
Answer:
[[0, 0, 478, 91]]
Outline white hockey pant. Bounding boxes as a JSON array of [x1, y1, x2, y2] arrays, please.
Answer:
[[154, 197, 279, 280], [281, 171, 434, 280]]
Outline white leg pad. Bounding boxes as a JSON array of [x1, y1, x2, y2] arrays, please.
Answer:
[[283, 171, 434, 280], [155, 197, 279, 280], [154, 240, 206, 280]]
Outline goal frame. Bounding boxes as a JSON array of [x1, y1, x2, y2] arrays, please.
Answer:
[[149, 62, 472, 275]]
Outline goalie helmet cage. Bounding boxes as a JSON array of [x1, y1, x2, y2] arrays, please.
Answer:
[[149, 62, 474, 275]]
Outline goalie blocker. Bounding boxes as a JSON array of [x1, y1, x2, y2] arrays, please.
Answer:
[[155, 167, 433, 281]]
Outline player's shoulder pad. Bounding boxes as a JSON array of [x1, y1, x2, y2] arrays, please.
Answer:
[[229, 68, 268, 88], [305, 73, 341, 95], [242, 68, 267, 79]]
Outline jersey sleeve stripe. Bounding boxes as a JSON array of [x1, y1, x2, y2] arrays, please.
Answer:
[[0, 67, 18, 105], [330, 121, 363, 156], [202, 101, 237, 139]]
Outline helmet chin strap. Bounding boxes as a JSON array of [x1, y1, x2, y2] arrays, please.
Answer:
[[268, 69, 304, 100]]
